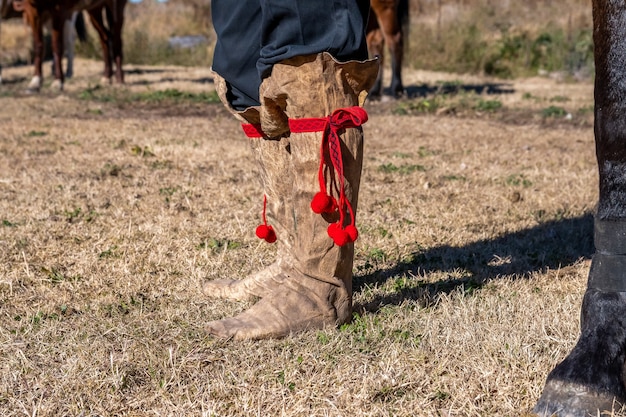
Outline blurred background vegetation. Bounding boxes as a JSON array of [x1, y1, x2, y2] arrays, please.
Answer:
[[1, 0, 593, 80], [405, 0, 593, 79]]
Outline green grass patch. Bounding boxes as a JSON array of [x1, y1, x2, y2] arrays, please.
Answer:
[[198, 237, 243, 252], [133, 88, 220, 104], [378, 163, 427, 174], [394, 98, 441, 115], [417, 146, 437, 158], [395, 93, 504, 117], [99, 246, 119, 259], [474, 99, 503, 112], [550, 95, 570, 103], [542, 105, 568, 118], [505, 174, 533, 187], [79, 86, 220, 105]]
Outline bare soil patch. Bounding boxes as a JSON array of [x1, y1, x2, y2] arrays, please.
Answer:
[[1, 58, 618, 416]]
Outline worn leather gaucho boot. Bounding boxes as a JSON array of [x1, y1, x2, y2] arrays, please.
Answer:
[[203, 53, 378, 340]]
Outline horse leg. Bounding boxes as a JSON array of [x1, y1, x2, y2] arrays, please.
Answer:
[[366, 16, 384, 99], [44, 18, 66, 79], [385, 26, 403, 97], [46, 19, 55, 77], [24, 9, 43, 92], [108, 0, 126, 84], [64, 12, 77, 79], [534, 1, 626, 415], [87, 7, 113, 83], [49, 14, 66, 91], [377, 5, 403, 97]]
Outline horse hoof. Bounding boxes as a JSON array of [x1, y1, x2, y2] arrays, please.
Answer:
[[533, 379, 624, 417], [26, 76, 42, 93], [51, 80, 64, 91]]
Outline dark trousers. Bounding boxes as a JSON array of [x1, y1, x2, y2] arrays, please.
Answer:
[[211, 0, 370, 110]]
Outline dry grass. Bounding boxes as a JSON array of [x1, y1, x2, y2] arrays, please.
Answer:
[[0, 19, 31, 67], [0, 58, 624, 416]]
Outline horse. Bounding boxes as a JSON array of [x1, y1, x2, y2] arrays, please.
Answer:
[[366, 0, 409, 99], [18, 0, 126, 92], [0, 0, 86, 87], [50, 10, 87, 81], [0, 0, 22, 85], [533, 0, 626, 415]]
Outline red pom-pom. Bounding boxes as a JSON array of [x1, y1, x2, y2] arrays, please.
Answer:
[[327, 223, 349, 246], [311, 192, 335, 214], [256, 224, 270, 239], [345, 225, 358, 242], [264, 228, 277, 243], [256, 224, 277, 243]]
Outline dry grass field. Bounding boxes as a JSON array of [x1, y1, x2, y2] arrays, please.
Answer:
[[0, 57, 623, 416]]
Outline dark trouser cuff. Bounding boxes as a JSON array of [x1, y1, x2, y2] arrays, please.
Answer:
[[589, 219, 626, 292]]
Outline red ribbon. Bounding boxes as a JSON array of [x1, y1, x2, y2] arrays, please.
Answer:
[[290, 106, 368, 246], [241, 106, 368, 246], [241, 123, 265, 138]]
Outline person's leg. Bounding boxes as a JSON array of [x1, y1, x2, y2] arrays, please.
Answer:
[[211, 0, 370, 110], [204, 0, 378, 339], [207, 0, 291, 302], [207, 53, 377, 340], [256, 0, 370, 78], [211, 0, 263, 110]]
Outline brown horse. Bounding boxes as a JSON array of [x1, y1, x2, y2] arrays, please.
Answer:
[[0, 0, 87, 85], [19, 0, 126, 92], [366, 0, 409, 99]]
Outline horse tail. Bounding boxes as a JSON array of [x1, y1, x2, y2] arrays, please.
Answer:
[[75, 11, 87, 42], [397, 0, 409, 53]]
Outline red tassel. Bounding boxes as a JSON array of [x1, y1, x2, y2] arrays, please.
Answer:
[[327, 223, 349, 246], [288, 106, 368, 247], [242, 125, 278, 244], [255, 194, 276, 243], [345, 224, 358, 242], [289, 107, 369, 246], [311, 191, 336, 214], [255, 224, 277, 243]]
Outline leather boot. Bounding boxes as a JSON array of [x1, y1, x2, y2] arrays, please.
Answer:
[[204, 53, 378, 340]]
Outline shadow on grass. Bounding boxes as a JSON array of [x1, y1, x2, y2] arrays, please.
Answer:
[[373, 82, 515, 100], [354, 213, 594, 312], [0, 75, 28, 86], [125, 68, 169, 76], [405, 82, 515, 99]]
